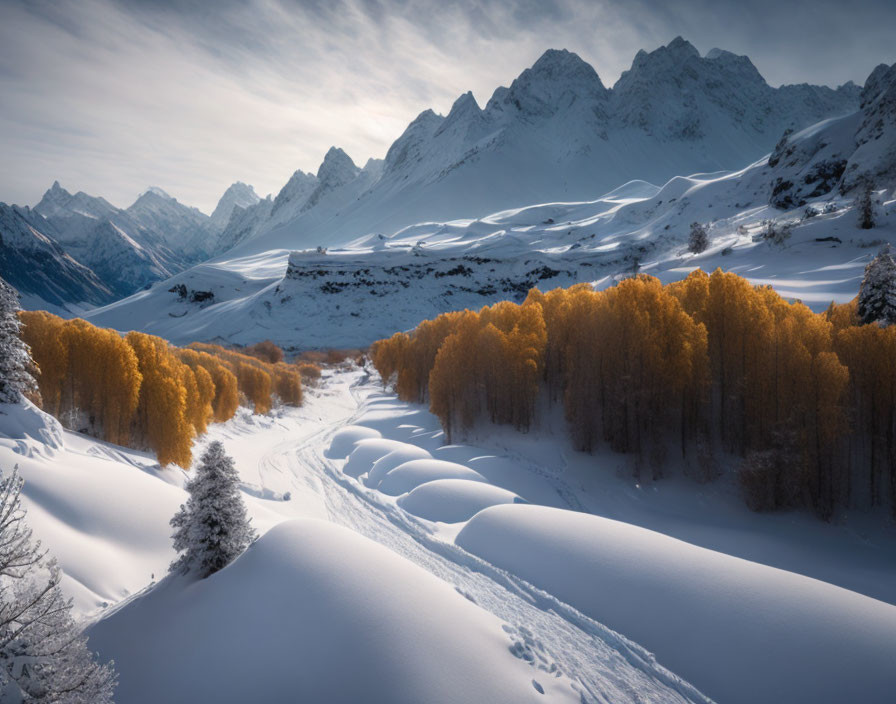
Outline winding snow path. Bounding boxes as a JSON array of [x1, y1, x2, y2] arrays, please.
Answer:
[[249, 369, 711, 704]]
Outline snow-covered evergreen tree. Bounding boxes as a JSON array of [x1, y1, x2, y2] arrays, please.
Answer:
[[0, 278, 37, 405], [170, 441, 255, 578], [0, 467, 116, 702], [858, 244, 896, 326], [688, 222, 709, 254], [857, 178, 876, 229]]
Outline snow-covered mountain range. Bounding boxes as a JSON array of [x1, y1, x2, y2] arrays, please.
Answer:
[[0, 180, 261, 308], [0, 37, 867, 311], [0, 202, 113, 310], [84, 57, 896, 349], [218, 38, 861, 256]]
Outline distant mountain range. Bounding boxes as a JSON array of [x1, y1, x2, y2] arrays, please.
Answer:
[[1, 180, 259, 308], [4, 37, 892, 311]]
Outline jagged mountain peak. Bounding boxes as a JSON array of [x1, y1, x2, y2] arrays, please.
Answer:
[[665, 35, 700, 58], [36, 181, 73, 211], [299, 148, 361, 213], [488, 47, 607, 119], [529, 48, 599, 77], [317, 147, 358, 182], [141, 186, 173, 200], [210, 182, 260, 231], [619, 36, 761, 86], [384, 109, 445, 172], [862, 62, 896, 105], [272, 169, 317, 215], [448, 91, 480, 116]]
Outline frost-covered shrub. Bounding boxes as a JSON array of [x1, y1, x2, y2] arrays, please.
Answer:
[[857, 178, 876, 229], [688, 222, 709, 254], [857, 244, 896, 326], [755, 220, 793, 246], [0, 278, 37, 404], [0, 467, 116, 701]]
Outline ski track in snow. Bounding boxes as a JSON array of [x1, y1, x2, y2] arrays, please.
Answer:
[[254, 370, 712, 704]]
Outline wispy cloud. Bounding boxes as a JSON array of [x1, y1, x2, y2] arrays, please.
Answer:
[[1, 0, 893, 212]]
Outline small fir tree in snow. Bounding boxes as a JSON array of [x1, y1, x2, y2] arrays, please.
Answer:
[[170, 441, 256, 578], [688, 222, 709, 254], [0, 278, 37, 405], [0, 466, 116, 701], [858, 244, 896, 326], [857, 178, 876, 229]]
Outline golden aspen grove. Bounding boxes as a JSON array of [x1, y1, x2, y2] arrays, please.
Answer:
[[372, 269, 896, 519], [19, 312, 303, 468]]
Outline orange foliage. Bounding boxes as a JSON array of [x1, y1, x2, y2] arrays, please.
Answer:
[[244, 339, 284, 364], [20, 312, 302, 469], [372, 269, 873, 517]]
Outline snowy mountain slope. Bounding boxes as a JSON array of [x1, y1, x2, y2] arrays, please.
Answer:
[[222, 38, 859, 255], [844, 61, 896, 190], [0, 202, 114, 308], [768, 61, 896, 207], [215, 195, 275, 255], [83, 114, 895, 349], [125, 186, 218, 257]]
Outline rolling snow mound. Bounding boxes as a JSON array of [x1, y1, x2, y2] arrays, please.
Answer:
[[88, 519, 578, 704], [377, 459, 489, 496], [324, 425, 382, 459], [456, 504, 896, 704], [397, 479, 523, 523]]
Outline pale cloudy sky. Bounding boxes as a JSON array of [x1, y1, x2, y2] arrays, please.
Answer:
[[1, 0, 893, 213]]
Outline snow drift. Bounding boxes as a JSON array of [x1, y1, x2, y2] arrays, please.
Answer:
[[456, 504, 896, 704], [397, 479, 523, 523], [377, 458, 489, 496], [324, 424, 382, 459], [88, 519, 578, 703]]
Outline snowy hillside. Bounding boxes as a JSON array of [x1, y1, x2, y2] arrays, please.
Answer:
[[84, 109, 895, 349], [2, 367, 893, 702], [220, 38, 859, 255]]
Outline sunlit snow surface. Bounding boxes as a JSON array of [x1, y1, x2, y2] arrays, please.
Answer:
[[3, 367, 894, 703], [84, 153, 894, 349]]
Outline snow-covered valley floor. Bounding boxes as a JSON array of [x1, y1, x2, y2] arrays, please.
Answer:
[[2, 366, 895, 703]]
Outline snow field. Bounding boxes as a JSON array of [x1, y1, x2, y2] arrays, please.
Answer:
[[0, 402, 186, 614], [456, 504, 896, 704]]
